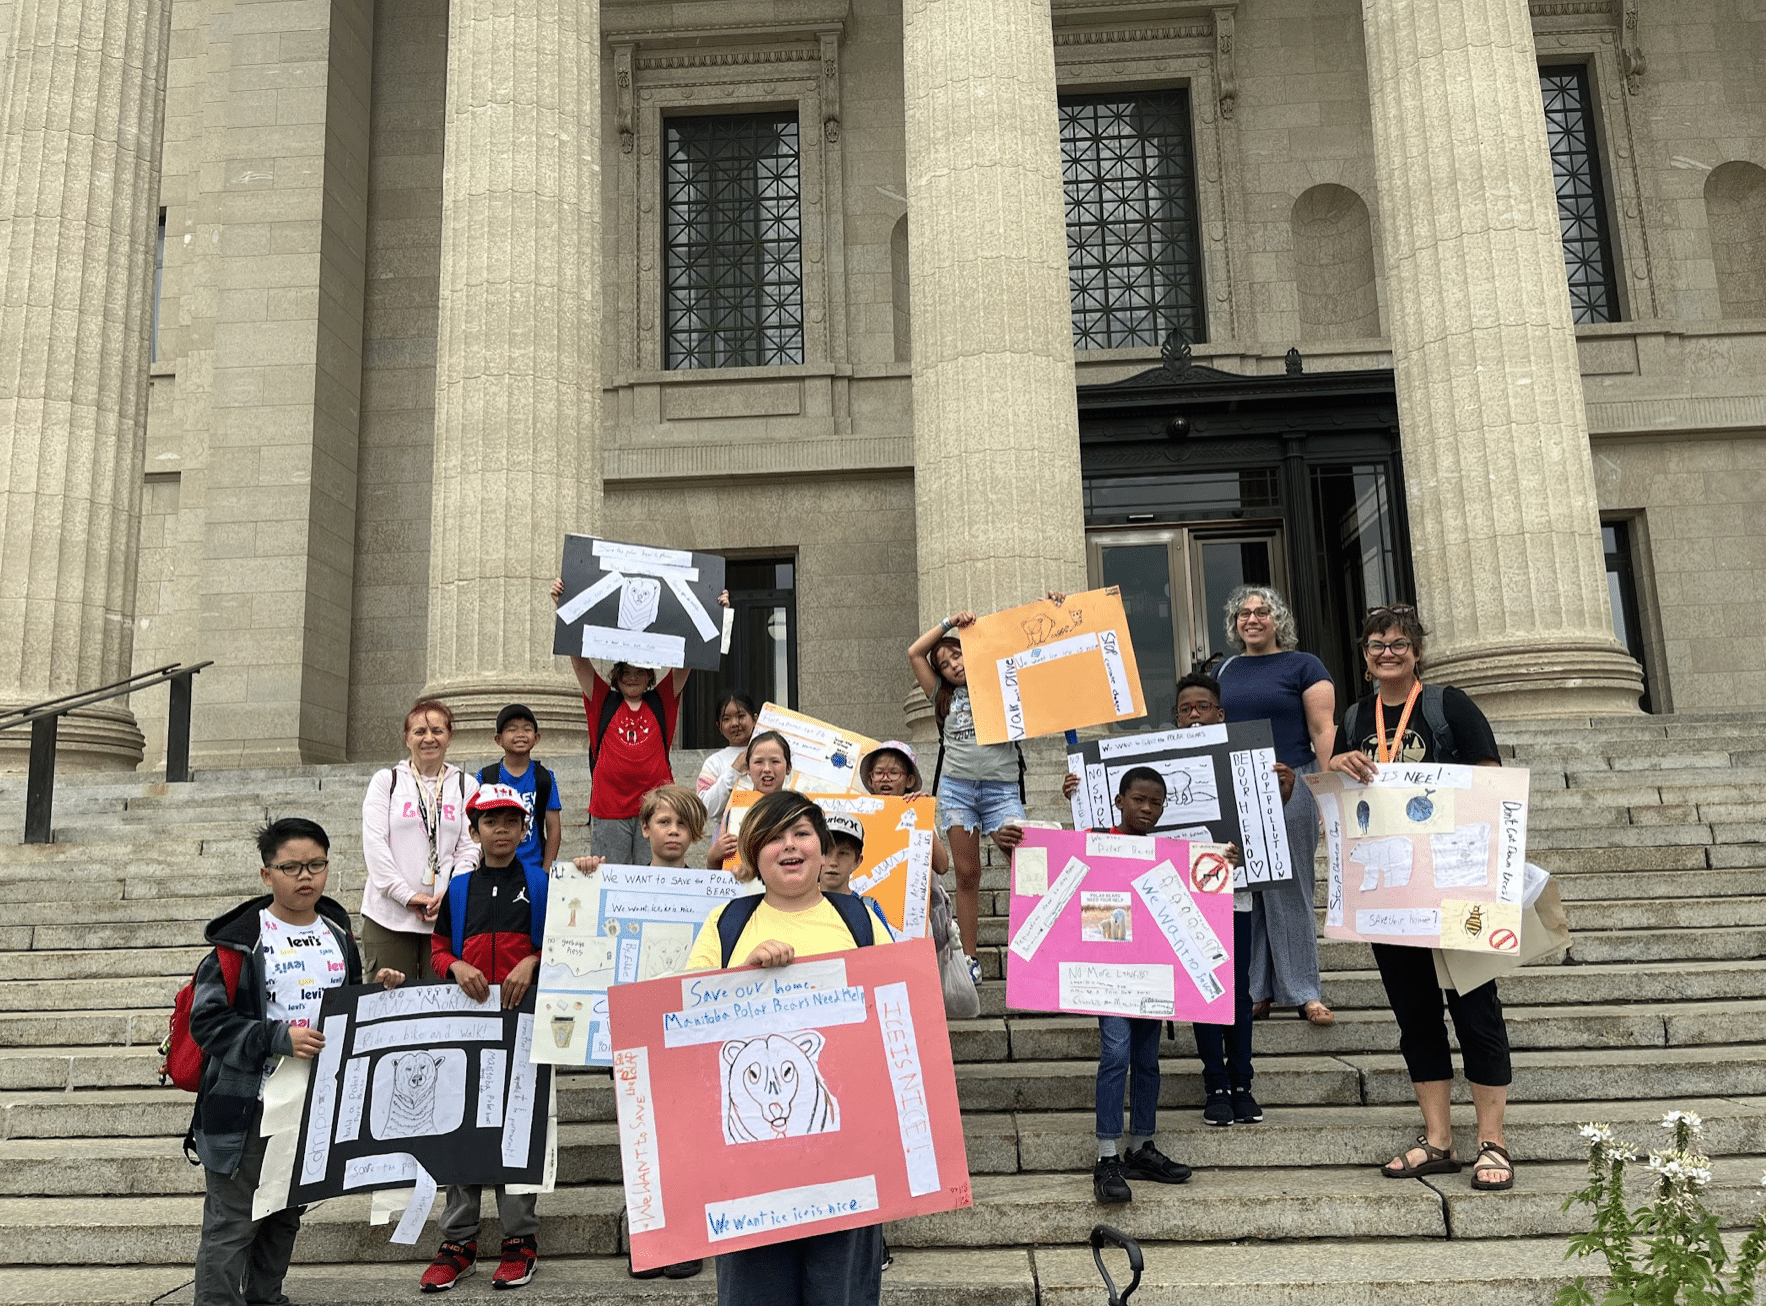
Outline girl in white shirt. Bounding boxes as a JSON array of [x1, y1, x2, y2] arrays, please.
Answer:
[[359, 698, 480, 982], [695, 692, 759, 824]]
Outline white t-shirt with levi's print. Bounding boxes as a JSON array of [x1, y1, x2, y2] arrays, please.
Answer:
[[257, 909, 346, 1091]]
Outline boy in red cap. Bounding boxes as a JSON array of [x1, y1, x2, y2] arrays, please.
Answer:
[[423, 784, 550, 1292]]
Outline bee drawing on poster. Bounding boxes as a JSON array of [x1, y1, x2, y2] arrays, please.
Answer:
[[720, 1030, 841, 1145], [552, 535, 730, 671]]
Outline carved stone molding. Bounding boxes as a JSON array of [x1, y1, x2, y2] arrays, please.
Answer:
[[614, 44, 634, 154], [820, 30, 840, 143], [1053, 24, 1211, 45], [1619, 0, 1646, 94], [1212, 6, 1236, 121]]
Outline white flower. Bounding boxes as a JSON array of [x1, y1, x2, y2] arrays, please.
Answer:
[[1661, 1110, 1705, 1134], [1580, 1123, 1614, 1144], [1758, 1172, 1766, 1188], [1610, 1145, 1637, 1163]]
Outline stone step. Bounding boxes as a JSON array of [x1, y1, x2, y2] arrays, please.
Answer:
[[1546, 895, 1766, 930], [1345, 1045, 1766, 1105], [1531, 824, 1713, 850], [954, 1057, 1363, 1113], [0, 945, 207, 981], [0, 976, 184, 1012], [1012, 1096, 1766, 1171], [887, 1168, 1445, 1247], [1563, 764, 1766, 790], [0, 1249, 1038, 1305], [0, 1189, 627, 1265], [0, 1010, 169, 1050], [1566, 925, 1766, 965], [1554, 866, 1766, 900], [0, 1046, 165, 1091], [1431, 1155, 1766, 1239]]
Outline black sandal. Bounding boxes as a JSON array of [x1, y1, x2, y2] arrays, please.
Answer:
[[1471, 1140, 1515, 1191], [1381, 1135, 1460, 1178]]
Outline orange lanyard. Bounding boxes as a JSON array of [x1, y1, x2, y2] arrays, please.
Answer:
[[1375, 681, 1422, 764]]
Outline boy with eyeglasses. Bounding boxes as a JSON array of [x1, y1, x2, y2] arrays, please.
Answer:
[[190, 818, 404, 1306]]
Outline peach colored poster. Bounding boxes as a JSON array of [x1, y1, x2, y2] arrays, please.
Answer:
[[1305, 764, 1531, 954], [960, 588, 1145, 745]]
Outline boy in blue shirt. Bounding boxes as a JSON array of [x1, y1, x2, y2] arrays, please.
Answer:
[[478, 704, 562, 876]]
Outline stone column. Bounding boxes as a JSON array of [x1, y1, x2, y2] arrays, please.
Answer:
[[1360, 0, 1642, 716], [423, 0, 602, 738], [0, 0, 172, 766], [902, 0, 1087, 626]]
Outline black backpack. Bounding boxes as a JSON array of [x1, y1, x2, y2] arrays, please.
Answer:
[[1341, 683, 1459, 764], [588, 687, 669, 771], [715, 891, 876, 967], [476, 760, 555, 819]]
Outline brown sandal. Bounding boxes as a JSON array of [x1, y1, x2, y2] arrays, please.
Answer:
[[1251, 999, 1271, 1020], [1299, 1000, 1335, 1027], [1381, 1135, 1461, 1179], [1471, 1141, 1515, 1191]]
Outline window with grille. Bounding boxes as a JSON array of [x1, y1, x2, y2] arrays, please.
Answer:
[[1060, 89, 1206, 350], [664, 113, 804, 369], [1540, 66, 1620, 323]]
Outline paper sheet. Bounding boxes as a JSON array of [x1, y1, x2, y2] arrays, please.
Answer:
[[390, 1165, 438, 1245], [1438, 898, 1523, 952], [300, 1013, 349, 1185], [1057, 961, 1176, 1017], [614, 1046, 666, 1234], [1008, 856, 1088, 961], [335, 1056, 369, 1143], [1230, 745, 1290, 887], [1317, 792, 1345, 929], [1356, 907, 1441, 936], [704, 1176, 880, 1241], [478, 1048, 506, 1129], [876, 981, 940, 1198], [501, 1014, 537, 1168], [662, 984, 869, 1047], [1132, 862, 1227, 1002], [1430, 823, 1492, 889], [1013, 847, 1049, 897]]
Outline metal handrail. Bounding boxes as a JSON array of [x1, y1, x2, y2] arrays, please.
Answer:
[[1, 660, 213, 843]]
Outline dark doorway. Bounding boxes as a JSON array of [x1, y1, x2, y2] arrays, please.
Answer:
[[679, 557, 798, 749]]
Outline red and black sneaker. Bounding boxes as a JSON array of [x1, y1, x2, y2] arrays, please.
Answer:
[[491, 1235, 539, 1290], [419, 1240, 477, 1293]]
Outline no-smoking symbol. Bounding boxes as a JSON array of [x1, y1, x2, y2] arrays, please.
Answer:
[[1191, 853, 1231, 894], [1488, 928, 1519, 953]]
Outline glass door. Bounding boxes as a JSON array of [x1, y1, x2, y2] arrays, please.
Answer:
[[1088, 524, 1285, 731]]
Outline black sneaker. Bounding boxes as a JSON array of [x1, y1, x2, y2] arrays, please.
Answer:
[[1203, 1088, 1235, 1127], [1122, 1141, 1193, 1184], [1093, 1154, 1132, 1204], [1232, 1086, 1264, 1124]]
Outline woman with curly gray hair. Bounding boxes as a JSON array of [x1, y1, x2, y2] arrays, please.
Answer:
[[1217, 585, 1338, 1026]]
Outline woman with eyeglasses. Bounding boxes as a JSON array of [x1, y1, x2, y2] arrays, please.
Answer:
[[1326, 604, 1514, 1190], [1215, 585, 1337, 1026]]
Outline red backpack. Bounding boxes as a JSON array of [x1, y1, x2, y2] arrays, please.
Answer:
[[158, 948, 244, 1091]]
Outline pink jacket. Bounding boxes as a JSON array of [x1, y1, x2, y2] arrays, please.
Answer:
[[359, 761, 479, 934]]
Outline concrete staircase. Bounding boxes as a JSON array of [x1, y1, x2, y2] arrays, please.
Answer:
[[0, 716, 1763, 1303]]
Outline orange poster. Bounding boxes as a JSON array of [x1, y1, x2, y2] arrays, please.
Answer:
[[961, 588, 1145, 744], [726, 791, 935, 939]]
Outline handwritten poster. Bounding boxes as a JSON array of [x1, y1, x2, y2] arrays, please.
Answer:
[[753, 703, 882, 794], [725, 792, 935, 939], [608, 938, 971, 1271], [1306, 764, 1531, 952], [957, 588, 1145, 744], [535, 861, 758, 1066], [1005, 828, 1234, 1023], [265, 983, 554, 1245], [553, 535, 730, 670], [1066, 719, 1292, 890]]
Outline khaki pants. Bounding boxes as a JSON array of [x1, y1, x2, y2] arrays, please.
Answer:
[[360, 917, 441, 984]]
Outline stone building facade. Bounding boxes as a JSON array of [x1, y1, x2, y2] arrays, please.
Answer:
[[2, 0, 1763, 772]]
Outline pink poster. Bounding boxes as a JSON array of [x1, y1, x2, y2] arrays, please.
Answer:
[[1004, 827, 1235, 1024], [607, 937, 972, 1272]]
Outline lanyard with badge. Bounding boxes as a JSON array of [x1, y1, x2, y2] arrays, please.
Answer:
[[1375, 681, 1423, 764], [412, 768, 447, 888]]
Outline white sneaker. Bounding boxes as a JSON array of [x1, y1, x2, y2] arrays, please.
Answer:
[[967, 954, 983, 986]]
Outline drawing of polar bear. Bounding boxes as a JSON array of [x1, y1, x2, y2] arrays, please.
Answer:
[[382, 1051, 444, 1138], [720, 1031, 839, 1145]]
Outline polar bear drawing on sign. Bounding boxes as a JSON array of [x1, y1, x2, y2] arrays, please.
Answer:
[[381, 1050, 445, 1138], [719, 1030, 840, 1144]]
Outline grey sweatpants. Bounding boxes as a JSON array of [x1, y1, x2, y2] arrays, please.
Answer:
[[1247, 759, 1324, 1008], [714, 1225, 884, 1306], [194, 1128, 303, 1306], [439, 1184, 539, 1242], [590, 815, 644, 865]]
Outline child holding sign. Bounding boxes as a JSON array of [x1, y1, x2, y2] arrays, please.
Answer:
[[908, 594, 1063, 984]]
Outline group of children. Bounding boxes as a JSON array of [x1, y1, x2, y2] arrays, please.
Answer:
[[192, 587, 1276, 1306]]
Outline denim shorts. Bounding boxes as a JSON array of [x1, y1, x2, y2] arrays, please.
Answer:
[[935, 777, 1026, 835]]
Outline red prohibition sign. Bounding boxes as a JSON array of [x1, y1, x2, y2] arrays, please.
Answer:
[[1488, 929, 1519, 953], [1191, 853, 1231, 894]]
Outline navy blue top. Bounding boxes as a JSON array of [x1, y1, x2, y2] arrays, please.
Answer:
[[1218, 650, 1333, 768]]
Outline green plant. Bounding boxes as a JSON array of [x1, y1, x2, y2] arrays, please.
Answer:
[[1557, 1111, 1766, 1306]]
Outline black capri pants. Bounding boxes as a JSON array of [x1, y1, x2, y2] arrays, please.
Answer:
[[1371, 942, 1513, 1087]]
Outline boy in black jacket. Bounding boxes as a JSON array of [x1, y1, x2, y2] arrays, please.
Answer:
[[190, 818, 402, 1306]]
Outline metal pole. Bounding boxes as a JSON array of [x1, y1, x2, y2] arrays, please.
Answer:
[[166, 672, 194, 783], [24, 716, 58, 844]]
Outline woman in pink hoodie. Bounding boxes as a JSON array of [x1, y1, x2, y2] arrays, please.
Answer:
[[359, 698, 480, 981]]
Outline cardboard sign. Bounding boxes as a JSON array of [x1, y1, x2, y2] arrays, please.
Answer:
[[257, 984, 554, 1245], [727, 791, 935, 939], [1066, 720, 1293, 890], [609, 938, 971, 1271], [1004, 828, 1234, 1024], [957, 588, 1145, 744], [1306, 764, 1531, 952], [753, 703, 881, 793], [534, 862, 759, 1066], [553, 535, 729, 670]]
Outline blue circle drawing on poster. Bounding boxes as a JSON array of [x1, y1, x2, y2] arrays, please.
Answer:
[[1406, 792, 1436, 823]]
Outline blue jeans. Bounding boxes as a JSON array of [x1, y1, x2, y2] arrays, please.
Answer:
[[1193, 908, 1255, 1092], [935, 777, 1025, 835], [1095, 1016, 1162, 1140]]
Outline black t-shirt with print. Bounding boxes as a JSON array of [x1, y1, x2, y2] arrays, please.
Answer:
[[1330, 685, 1500, 766]]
